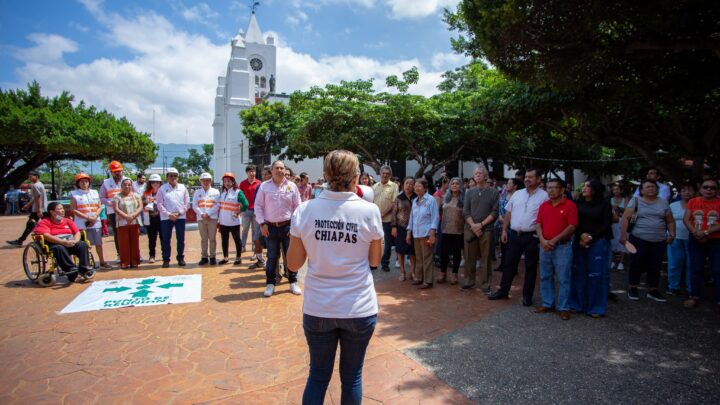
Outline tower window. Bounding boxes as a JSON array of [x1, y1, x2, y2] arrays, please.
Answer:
[[260, 77, 267, 88], [255, 76, 259, 85]]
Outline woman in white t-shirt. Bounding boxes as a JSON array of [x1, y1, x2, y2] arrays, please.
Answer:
[[288, 150, 383, 405], [70, 173, 112, 269]]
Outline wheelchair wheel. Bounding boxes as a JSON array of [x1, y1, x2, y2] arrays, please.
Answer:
[[22, 243, 45, 282], [38, 273, 57, 287]]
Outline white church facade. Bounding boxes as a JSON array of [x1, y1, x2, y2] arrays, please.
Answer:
[[213, 13, 324, 179]]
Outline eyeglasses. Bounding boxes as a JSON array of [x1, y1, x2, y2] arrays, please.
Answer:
[[702, 185, 717, 190]]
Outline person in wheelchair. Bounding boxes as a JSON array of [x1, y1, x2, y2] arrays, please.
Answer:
[[34, 202, 94, 279]]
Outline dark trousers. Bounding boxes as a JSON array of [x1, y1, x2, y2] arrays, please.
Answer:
[[160, 219, 186, 262], [266, 224, 296, 285], [108, 213, 119, 254], [146, 215, 162, 258], [381, 222, 394, 269], [50, 242, 90, 271], [440, 233, 462, 274], [499, 230, 540, 299], [628, 235, 665, 289], [18, 212, 40, 242], [302, 314, 377, 405], [220, 224, 241, 258]]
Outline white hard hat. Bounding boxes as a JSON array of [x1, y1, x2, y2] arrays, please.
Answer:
[[166, 167, 179, 175], [199, 172, 212, 180], [148, 174, 162, 182]]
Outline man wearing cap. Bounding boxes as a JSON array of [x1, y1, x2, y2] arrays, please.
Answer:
[[239, 165, 264, 268], [6, 170, 47, 247], [100, 161, 127, 257], [255, 160, 302, 297], [156, 168, 190, 267], [192, 173, 220, 265]]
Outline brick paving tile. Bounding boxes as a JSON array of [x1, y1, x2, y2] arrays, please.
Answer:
[[0, 215, 515, 403]]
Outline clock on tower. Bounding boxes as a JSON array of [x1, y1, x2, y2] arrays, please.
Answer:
[[250, 58, 263, 71]]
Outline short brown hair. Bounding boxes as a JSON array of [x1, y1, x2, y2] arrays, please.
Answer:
[[324, 150, 359, 192]]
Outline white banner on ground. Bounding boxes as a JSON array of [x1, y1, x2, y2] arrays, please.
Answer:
[[61, 274, 202, 314]]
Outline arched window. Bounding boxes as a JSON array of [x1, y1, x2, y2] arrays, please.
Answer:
[[260, 76, 267, 88]]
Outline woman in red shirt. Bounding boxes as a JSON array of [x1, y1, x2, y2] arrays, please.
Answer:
[[683, 178, 720, 308], [33, 202, 93, 281]]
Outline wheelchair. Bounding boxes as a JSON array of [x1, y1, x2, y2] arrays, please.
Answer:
[[22, 231, 96, 287]]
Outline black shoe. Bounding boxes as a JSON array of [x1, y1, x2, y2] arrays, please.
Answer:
[[218, 258, 229, 265], [460, 283, 476, 292], [6, 239, 22, 247], [162, 261, 170, 268], [177, 260, 186, 267], [481, 287, 492, 294], [647, 289, 667, 302], [666, 288, 681, 296], [488, 291, 509, 300], [522, 297, 533, 307], [381, 266, 390, 272], [370, 266, 377, 271], [198, 258, 209, 266], [248, 260, 264, 269], [233, 258, 242, 265], [209, 258, 217, 265], [66, 267, 79, 282], [628, 287, 639, 301], [608, 292, 618, 301]]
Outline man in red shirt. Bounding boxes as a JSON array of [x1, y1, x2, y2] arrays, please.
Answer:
[[34, 201, 93, 280], [535, 179, 578, 320], [239, 165, 264, 268]]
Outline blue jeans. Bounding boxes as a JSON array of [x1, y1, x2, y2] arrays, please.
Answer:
[[688, 238, 720, 300], [667, 238, 691, 290], [160, 219, 185, 262], [539, 242, 573, 311], [265, 224, 296, 285], [302, 314, 377, 405], [241, 209, 261, 248], [381, 222, 394, 269], [570, 239, 609, 315]]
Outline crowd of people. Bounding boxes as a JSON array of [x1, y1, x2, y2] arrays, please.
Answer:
[[3, 153, 720, 403]]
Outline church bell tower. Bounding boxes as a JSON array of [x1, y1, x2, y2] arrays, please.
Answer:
[[213, 11, 276, 178]]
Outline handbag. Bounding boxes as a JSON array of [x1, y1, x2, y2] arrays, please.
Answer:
[[627, 197, 639, 234]]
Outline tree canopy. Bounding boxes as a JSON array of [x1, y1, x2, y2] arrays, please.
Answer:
[[446, 0, 720, 181], [0, 81, 157, 194], [172, 144, 213, 177]]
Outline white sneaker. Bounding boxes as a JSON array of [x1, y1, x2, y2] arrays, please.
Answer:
[[148, 257, 155, 264], [263, 284, 275, 297], [290, 282, 303, 295], [617, 263, 625, 271], [394, 260, 400, 268]]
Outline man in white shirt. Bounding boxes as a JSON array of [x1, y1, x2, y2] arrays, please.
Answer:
[[99, 161, 127, 257], [633, 167, 672, 201], [192, 172, 220, 266], [156, 168, 190, 268], [489, 168, 549, 306]]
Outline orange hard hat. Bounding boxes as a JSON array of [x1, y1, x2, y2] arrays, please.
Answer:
[[222, 172, 236, 182], [74, 172, 91, 184], [108, 161, 123, 172]]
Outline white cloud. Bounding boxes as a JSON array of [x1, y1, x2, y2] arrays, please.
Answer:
[[180, 2, 219, 24], [431, 51, 470, 70], [10, 4, 465, 145], [68, 21, 90, 32], [384, 0, 460, 19], [15, 33, 79, 64]]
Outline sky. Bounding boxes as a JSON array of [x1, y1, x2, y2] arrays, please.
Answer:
[[0, 0, 469, 144]]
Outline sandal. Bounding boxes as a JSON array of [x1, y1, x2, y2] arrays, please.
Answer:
[[100, 262, 113, 269]]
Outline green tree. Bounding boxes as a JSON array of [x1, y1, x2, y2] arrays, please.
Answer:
[[172, 144, 213, 177], [446, 0, 720, 181], [0, 81, 156, 201]]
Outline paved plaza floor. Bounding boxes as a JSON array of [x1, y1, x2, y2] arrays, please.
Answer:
[[0, 215, 718, 404]]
